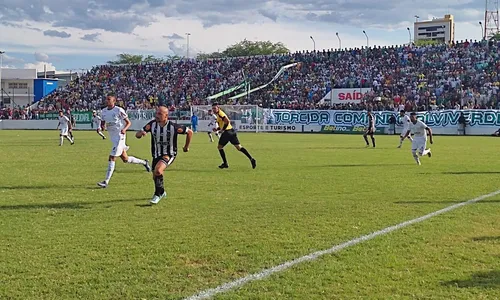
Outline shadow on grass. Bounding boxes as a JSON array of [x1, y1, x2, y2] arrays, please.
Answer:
[[306, 146, 379, 150], [472, 236, 500, 242], [443, 171, 500, 175], [395, 200, 500, 204], [310, 163, 411, 168], [0, 183, 89, 190], [444, 270, 500, 289], [114, 168, 214, 174], [0, 198, 148, 210]]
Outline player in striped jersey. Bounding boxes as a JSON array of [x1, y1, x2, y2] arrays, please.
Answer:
[[136, 106, 193, 204], [67, 109, 76, 140], [363, 110, 376, 148]]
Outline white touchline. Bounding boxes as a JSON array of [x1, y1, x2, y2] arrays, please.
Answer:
[[184, 189, 500, 300]]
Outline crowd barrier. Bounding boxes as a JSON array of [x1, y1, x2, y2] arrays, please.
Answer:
[[2, 109, 500, 136]]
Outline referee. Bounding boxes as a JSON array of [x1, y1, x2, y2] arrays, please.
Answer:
[[212, 103, 256, 169], [136, 106, 193, 204]]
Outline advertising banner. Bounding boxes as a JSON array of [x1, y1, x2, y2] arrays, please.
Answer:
[[319, 88, 372, 103], [263, 109, 500, 128], [320, 125, 384, 134], [38, 111, 92, 124], [126, 109, 190, 121]]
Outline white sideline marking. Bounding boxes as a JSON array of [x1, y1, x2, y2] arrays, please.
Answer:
[[184, 189, 500, 300]]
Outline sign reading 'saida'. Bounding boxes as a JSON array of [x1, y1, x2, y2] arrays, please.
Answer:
[[265, 110, 500, 127]]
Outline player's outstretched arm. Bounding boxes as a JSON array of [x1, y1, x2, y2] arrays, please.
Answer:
[[426, 127, 433, 144], [121, 118, 131, 134], [183, 128, 193, 152]]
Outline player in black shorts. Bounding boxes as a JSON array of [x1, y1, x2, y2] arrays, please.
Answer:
[[363, 110, 376, 147], [212, 103, 256, 169], [136, 106, 193, 204], [67, 109, 76, 140]]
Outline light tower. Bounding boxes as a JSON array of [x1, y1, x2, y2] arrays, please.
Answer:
[[485, 0, 500, 39]]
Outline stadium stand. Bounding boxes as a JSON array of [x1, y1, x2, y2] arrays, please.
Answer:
[[2, 39, 500, 120]]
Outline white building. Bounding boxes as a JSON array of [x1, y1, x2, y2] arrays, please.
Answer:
[[0, 69, 36, 108], [414, 14, 455, 44]]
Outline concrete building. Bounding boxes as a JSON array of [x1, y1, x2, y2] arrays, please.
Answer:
[[0, 69, 37, 108], [414, 14, 455, 44]]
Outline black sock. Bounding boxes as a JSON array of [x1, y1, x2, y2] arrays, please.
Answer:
[[154, 175, 164, 196], [219, 149, 228, 165], [371, 136, 376, 147], [239, 147, 253, 160], [363, 135, 369, 145]]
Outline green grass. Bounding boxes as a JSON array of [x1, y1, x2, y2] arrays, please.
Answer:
[[0, 130, 499, 300]]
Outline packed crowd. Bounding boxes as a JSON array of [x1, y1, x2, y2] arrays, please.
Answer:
[[12, 38, 500, 119]]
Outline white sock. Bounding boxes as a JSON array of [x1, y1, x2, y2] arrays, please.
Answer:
[[105, 161, 116, 183], [399, 138, 403, 146], [408, 136, 413, 141], [98, 131, 105, 138], [59, 136, 63, 145], [127, 156, 146, 165], [422, 149, 430, 156], [65, 136, 73, 143]]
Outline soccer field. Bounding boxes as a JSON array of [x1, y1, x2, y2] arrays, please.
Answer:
[[1, 130, 499, 299]]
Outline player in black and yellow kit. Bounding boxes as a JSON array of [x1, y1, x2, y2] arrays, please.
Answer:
[[212, 103, 256, 169]]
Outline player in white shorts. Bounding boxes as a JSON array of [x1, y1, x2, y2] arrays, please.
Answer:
[[92, 110, 106, 139], [97, 94, 151, 188], [398, 110, 413, 148], [57, 110, 74, 146], [207, 110, 221, 142], [401, 112, 433, 165]]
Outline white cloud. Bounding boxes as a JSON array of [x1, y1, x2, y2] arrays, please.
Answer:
[[24, 62, 57, 73], [0, 10, 485, 62], [2, 53, 24, 64], [34, 52, 49, 62]]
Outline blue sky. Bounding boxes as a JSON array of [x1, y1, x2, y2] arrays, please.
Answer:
[[0, 0, 485, 72]]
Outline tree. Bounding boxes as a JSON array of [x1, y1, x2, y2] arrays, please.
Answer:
[[223, 39, 289, 57], [414, 39, 442, 47], [489, 32, 500, 41], [107, 54, 171, 65], [164, 55, 182, 61], [197, 39, 290, 59], [107, 53, 145, 65], [196, 52, 226, 60]]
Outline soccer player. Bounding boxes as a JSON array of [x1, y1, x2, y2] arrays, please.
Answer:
[[212, 103, 256, 169], [136, 106, 193, 204], [97, 94, 151, 188], [207, 109, 220, 143], [57, 110, 74, 146], [398, 110, 413, 148], [401, 112, 433, 165], [363, 110, 376, 148], [67, 109, 76, 140], [92, 110, 106, 139]]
